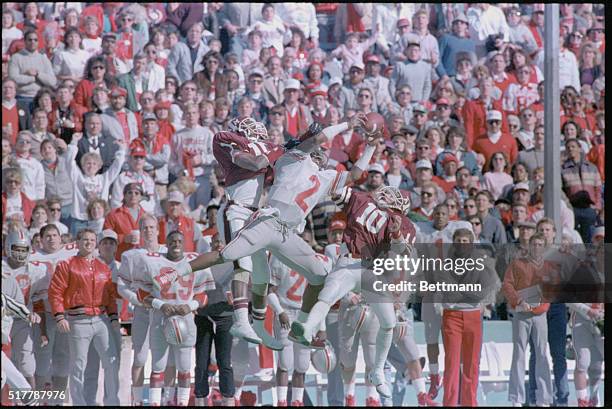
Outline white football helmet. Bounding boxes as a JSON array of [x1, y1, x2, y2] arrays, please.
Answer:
[[163, 315, 190, 346], [310, 340, 337, 373], [346, 303, 371, 335], [375, 186, 411, 213], [5, 229, 30, 264], [229, 117, 268, 141]]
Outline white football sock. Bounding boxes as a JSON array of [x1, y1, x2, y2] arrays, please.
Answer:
[[413, 377, 426, 394], [149, 387, 162, 406], [576, 388, 588, 400], [344, 381, 356, 397], [366, 384, 378, 399], [373, 328, 393, 372], [277, 386, 288, 401], [162, 386, 176, 405], [292, 387, 304, 402], [177, 386, 190, 406]]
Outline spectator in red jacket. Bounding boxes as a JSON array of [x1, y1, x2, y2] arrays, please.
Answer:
[[462, 77, 503, 148], [472, 110, 518, 168], [103, 182, 147, 260]]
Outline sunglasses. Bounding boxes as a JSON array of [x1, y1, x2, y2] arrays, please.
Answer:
[[464, 204, 475, 208], [417, 146, 430, 150], [50, 207, 61, 212], [270, 111, 283, 116], [471, 221, 481, 225], [251, 79, 263, 84], [437, 105, 450, 109], [488, 120, 501, 124], [92, 66, 105, 70]]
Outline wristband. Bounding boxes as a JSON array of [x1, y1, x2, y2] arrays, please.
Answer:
[[354, 144, 376, 172], [188, 300, 200, 311], [151, 298, 165, 310]]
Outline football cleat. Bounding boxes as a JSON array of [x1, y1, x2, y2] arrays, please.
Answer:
[[365, 396, 381, 406], [368, 370, 391, 398], [229, 321, 262, 345], [345, 395, 356, 407], [428, 374, 441, 399], [289, 321, 312, 346], [277, 400, 288, 407], [418, 392, 439, 406], [290, 401, 304, 407], [577, 398, 590, 407]]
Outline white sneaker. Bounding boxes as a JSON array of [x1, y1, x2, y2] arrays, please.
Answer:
[[368, 370, 391, 398], [229, 321, 262, 345]]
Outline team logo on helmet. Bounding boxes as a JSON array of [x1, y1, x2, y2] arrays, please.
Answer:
[[230, 117, 268, 141], [375, 186, 411, 213], [163, 315, 190, 346], [5, 229, 30, 264], [310, 340, 337, 373]]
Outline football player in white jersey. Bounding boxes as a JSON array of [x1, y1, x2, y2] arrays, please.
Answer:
[[2, 229, 48, 389], [186, 115, 372, 349], [416, 204, 472, 400], [267, 253, 332, 406], [337, 293, 381, 406], [137, 230, 215, 406], [29, 223, 78, 403], [116, 213, 176, 406]]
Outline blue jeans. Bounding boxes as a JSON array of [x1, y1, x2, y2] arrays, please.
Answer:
[[325, 318, 344, 406], [573, 206, 598, 243], [15, 95, 34, 113], [194, 312, 235, 398], [70, 218, 90, 237], [528, 303, 568, 405]]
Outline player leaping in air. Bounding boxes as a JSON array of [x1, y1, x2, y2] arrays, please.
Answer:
[[289, 185, 417, 400], [181, 114, 373, 351]]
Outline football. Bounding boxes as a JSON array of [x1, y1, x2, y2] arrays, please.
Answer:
[[363, 112, 386, 135]]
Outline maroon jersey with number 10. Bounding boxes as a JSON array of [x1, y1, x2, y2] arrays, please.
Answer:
[[334, 187, 416, 258]]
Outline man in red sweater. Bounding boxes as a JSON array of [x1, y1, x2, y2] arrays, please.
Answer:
[[472, 110, 518, 168], [48, 228, 120, 406]]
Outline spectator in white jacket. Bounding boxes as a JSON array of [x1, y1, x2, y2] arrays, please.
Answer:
[[13, 131, 45, 200], [276, 3, 319, 48], [247, 4, 289, 57], [64, 131, 126, 236], [142, 43, 165, 93], [467, 4, 510, 55], [558, 34, 581, 92]]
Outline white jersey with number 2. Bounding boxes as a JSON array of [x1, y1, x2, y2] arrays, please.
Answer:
[[270, 254, 332, 309], [267, 150, 348, 227]]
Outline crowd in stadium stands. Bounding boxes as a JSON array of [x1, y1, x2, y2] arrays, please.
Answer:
[[0, 2, 605, 407]]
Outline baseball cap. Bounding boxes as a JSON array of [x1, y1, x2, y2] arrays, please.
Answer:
[[593, 226, 605, 238], [397, 18, 410, 28], [486, 110, 502, 122], [517, 221, 536, 229], [123, 182, 144, 195], [453, 13, 469, 24], [166, 190, 185, 203], [102, 32, 118, 41], [310, 85, 328, 98], [130, 144, 146, 157], [329, 218, 347, 231], [416, 159, 433, 170], [284, 78, 301, 90], [404, 34, 421, 48], [249, 68, 265, 78], [110, 87, 127, 98], [364, 54, 381, 64], [402, 124, 419, 135], [513, 182, 530, 192], [412, 103, 427, 113], [441, 154, 458, 166], [350, 62, 365, 71], [328, 77, 343, 88], [436, 97, 450, 106], [98, 229, 118, 243], [142, 112, 157, 122], [368, 163, 385, 174]]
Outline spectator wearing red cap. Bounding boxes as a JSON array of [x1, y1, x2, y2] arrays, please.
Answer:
[[433, 154, 460, 194], [110, 142, 158, 213], [101, 87, 139, 145], [323, 212, 347, 262], [309, 86, 332, 125], [364, 53, 392, 109], [138, 112, 171, 200], [472, 110, 518, 168], [157, 190, 203, 253]]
